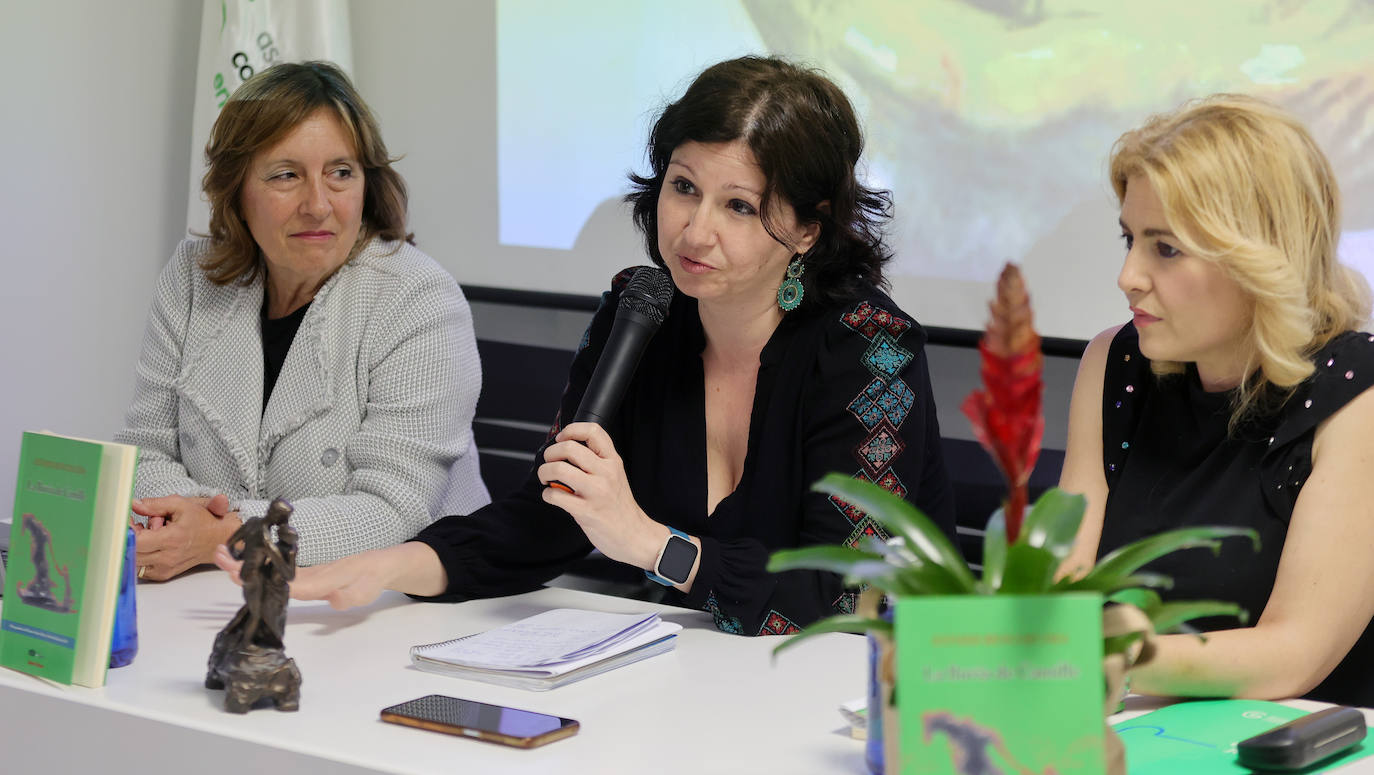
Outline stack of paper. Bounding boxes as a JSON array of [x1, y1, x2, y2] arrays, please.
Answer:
[[839, 698, 868, 739], [410, 609, 682, 691]]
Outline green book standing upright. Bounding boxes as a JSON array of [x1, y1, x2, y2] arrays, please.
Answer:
[[895, 593, 1106, 774], [1, 431, 138, 687]]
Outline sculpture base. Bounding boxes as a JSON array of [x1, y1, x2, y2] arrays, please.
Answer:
[[206, 643, 301, 714]]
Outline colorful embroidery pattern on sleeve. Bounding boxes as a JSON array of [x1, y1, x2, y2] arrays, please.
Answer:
[[835, 301, 917, 550], [699, 301, 919, 636], [704, 593, 801, 637], [758, 609, 801, 636], [702, 591, 745, 635]]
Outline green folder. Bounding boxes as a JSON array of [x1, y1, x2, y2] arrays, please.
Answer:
[[1115, 699, 1373, 773]]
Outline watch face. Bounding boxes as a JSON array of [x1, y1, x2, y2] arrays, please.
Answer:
[[657, 535, 698, 584]]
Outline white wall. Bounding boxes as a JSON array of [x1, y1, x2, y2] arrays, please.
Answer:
[[0, 1, 201, 514], [348, 1, 507, 278]]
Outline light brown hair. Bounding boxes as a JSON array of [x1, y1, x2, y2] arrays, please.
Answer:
[[200, 61, 412, 285]]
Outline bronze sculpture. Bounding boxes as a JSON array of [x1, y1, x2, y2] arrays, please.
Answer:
[[206, 498, 301, 712]]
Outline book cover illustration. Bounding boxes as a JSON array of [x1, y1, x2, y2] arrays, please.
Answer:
[[921, 711, 1061, 775], [14, 513, 77, 613], [895, 593, 1105, 775]]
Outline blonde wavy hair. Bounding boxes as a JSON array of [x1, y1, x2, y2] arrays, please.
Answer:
[[1109, 94, 1370, 423]]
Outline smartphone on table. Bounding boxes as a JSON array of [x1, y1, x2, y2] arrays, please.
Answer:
[[380, 694, 579, 749]]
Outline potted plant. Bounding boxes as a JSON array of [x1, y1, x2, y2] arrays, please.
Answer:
[[769, 264, 1257, 775]]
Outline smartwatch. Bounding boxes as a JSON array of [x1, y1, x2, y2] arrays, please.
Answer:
[[645, 527, 698, 586]]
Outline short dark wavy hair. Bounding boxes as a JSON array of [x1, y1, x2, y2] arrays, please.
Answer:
[[200, 61, 412, 286], [626, 56, 893, 312]]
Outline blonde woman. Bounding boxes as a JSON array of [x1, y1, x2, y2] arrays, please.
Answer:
[[1059, 95, 1374, 705]]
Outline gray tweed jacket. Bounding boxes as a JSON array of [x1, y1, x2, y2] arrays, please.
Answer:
[[115, 237, 490, 565]]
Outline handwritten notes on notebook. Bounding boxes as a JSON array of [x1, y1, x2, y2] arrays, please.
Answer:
[[410, 609, 682, 691]]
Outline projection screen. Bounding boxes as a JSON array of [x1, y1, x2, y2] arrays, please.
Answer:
[[485, 0, 1374, 341]]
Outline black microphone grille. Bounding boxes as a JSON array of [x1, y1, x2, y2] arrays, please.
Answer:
[[617, 267, 674, 326]]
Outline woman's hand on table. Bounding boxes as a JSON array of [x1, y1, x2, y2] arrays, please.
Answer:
[[215, 542, 448, 610], [133, 494, 240, 581]]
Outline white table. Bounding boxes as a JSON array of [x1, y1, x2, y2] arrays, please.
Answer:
[[3, 572, 1372, 774], [0, 571, 866, 774]]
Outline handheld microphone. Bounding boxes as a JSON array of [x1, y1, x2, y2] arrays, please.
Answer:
[[548, 266, 674, 493]]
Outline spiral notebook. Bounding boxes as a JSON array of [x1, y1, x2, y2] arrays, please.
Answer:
[[410, 608, 681, 691]]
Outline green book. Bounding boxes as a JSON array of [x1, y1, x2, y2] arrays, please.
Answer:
[[895, 593, 1106, 774], [1, 431, 137, 687]]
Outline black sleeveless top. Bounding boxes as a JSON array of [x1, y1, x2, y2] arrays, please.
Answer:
[[1100, 323, 1374, 706]]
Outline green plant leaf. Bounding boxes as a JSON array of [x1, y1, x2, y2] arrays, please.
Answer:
[[1149, 601, 1249, 633], [1060, 571, 1175, 595], [857, 538, 976, 593], [767, 545, 885, 577], [1020, 488, 1086, 561], [1110, 572, 1175, 592], [841, 561, 920, 596], [996, 543, 1059, 594], [844, 560, 972, 596], [1105, 587, 1162, 613], [770, 614, 891, 661], [813, 473, 977, 592], [767, 544, 969, 597], [1079, 526, 1260, 589], [1103, 631, 1144, 657], [981, 508, 1008, 589], [862, 536, 915, 567]]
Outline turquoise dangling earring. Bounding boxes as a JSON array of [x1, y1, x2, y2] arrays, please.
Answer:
[[777, 256, 805, 312]]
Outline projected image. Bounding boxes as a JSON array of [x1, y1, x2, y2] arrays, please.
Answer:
[[498, 0, 766, 252], [498, 0, 1374, 337]]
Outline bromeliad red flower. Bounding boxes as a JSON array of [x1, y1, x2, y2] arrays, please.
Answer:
[[961, 263, 1044, 543]]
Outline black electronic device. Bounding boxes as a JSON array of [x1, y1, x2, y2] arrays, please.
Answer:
[[646, 527, 698, 586], [1236, 706, 1366, 771], [548, 266, 673, 494], [380, 695, 579, 749], [571, 266, 674, 426]]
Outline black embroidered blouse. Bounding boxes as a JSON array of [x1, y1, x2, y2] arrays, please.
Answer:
[[1100, 322, 1374, 705], [412, 269, 956, 635]]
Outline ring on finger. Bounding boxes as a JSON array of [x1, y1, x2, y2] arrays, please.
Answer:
[[138, 565, 148, 579]]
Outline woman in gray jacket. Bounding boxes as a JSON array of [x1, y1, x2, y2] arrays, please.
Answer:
[[118, 62, 488, 581]]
